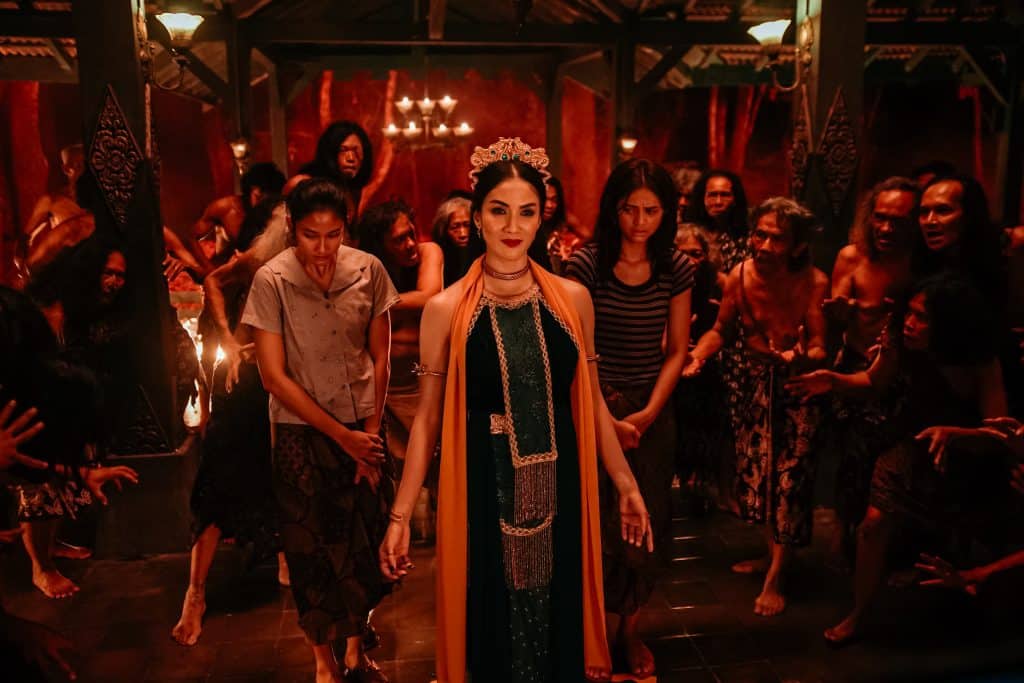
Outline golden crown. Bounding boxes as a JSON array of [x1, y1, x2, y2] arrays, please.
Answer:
[[468, 137, 551, 189]]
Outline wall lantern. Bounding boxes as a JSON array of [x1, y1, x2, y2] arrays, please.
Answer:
[[748, 17, 814, 92], [154, 12, 205, 47], [229, 138, 251, 175], [146, 3, 208, 91], [618, 133, 639, 156]]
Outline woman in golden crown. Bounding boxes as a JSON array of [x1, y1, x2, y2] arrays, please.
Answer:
[[379, 139, 653, 682]]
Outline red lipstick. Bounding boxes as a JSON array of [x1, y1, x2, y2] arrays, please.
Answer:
[[501, 239, 523, 247]]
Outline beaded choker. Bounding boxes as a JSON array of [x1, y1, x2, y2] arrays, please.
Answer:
[[483, 259, 530, 281]]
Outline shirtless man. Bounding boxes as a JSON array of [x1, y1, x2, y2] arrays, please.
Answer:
[[191, 162, 285, 271], [824, 178, 918, 564], [21, 144, 205, 281], [787, 276, 1007, 645], [354, 200, 443, 465], [683, 197, 828, 616]]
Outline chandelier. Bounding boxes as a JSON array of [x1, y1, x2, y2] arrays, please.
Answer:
[[382, 89, 473, 147]]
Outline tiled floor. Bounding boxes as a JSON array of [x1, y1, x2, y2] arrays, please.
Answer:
[[3, 507, 1023, 682]]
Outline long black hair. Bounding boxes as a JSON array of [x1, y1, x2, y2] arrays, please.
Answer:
[[542, 175, 567, 230], [593, 158, 678, 281], [299, 120, 373, 189], [683, 168, 749, 241], [286, 177, 352, 230], [471, 160, 547, 229], [915, 174, 1005, 308]]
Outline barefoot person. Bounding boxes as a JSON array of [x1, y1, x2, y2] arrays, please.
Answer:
[[566, 159, 694, 678], [172, 205, 288, 647], [379, 138, 654, 683], [788, 275, 1008, 645], [245, 178, 398, 682], [0, 285, 138, 599], [824, 177, 918, 565], [355, 200, 443, 470], [683, 197, 828, 617]]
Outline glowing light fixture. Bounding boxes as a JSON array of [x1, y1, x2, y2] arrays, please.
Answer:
[[618, 134, 639, 154], [155, 12, 205, 47], [747, 19, 791, 49], [748, 17, 814, 92]]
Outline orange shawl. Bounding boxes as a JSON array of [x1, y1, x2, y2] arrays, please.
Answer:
[[435, 258, 611, 682]]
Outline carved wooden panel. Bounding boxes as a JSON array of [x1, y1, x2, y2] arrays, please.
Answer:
[[88, 85, 143, 227], [818, 87, 859, 217]]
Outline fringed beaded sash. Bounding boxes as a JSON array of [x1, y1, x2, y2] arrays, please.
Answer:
[[476, 286, 558, 590]]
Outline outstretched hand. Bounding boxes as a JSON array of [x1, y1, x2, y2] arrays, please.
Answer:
[[0, 400, 47, 471], [915, 426, 970, 474], [2, 613, 77, 680], [785, 370, 835, 403], [83, 465, 139, 505], [915, 553, 981, 596]]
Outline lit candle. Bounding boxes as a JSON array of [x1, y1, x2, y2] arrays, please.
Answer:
[[454, 122, 474, 137], [434, 123, 450, 137], [395, 96, 413, 114], [417, 96, 436, 115], [439, 95, 457, 113], [382, 123, 400, 137]]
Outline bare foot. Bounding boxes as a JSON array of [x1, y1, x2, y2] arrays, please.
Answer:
[[753, 584, 786, 616], [584, 665, 611, 682], [32, 568, 79, 599], [824, 614, 860, 646], [171, 587, 206, 646], [53, 540, 92, 560], [623, 633, 656, 677], [277, 554, 291, 587], [731, 556, 771, 575]]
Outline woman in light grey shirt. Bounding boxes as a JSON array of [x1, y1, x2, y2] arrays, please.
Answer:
[[243, 178, 399, 682]]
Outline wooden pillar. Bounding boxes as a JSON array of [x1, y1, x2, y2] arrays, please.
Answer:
[[610, 38, 635, 170], [546, 63, 565, 178], [227, 13, 253, 189], [995, 46, 1023, 225], [790, 0, 866, 266], [71, 0, 177, 450], [255, 48, 288, 175]]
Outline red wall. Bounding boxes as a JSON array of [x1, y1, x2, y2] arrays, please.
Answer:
[[1, 73, 1015, 286], [279, 67, 548, 236]]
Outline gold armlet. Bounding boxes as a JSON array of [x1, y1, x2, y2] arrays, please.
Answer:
[[413, 362, 447, 377]]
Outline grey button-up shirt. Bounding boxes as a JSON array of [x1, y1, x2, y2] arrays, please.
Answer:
[[241, 245, 400, 425]]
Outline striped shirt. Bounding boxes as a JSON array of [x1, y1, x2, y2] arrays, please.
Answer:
[[566, 244, 695, 383]]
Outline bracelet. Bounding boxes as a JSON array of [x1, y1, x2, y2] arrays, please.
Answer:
[[413, 362, 446, 377], [586, 353, 600, 363]]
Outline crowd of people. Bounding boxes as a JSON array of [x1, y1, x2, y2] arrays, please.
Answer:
[[1, 119, 1023, 682]]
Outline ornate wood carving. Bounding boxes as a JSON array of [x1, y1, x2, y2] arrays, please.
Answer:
[[817, 87, 859, 216], [789, 85, 812, 200], [88, 85, 143, 227]]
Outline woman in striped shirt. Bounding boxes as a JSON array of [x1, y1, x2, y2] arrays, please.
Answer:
[[566, 159, 694, 678]]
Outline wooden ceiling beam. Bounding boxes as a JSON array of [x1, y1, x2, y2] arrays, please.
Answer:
[[237, 17, 1022, 48], [43, 37, 73, 71], [0, 10, 75, 37]]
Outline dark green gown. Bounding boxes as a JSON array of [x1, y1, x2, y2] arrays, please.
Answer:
[[465, 289, 586, 682]]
